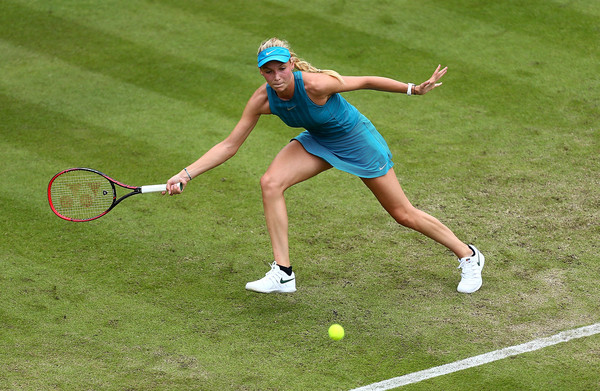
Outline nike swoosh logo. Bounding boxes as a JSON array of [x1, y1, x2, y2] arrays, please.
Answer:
[[266, 50, 275, 55], [287, 106, 296, 111], [379, 164, 387, 170], [280, 278, 295, 284]]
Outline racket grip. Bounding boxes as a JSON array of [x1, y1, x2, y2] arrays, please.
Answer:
[[141, 183, 182, 193]]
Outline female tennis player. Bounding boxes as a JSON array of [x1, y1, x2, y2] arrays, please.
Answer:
[[166, 38, 484, 294]]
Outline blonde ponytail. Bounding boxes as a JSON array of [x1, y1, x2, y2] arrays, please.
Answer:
[[258, 38, 344, 83]]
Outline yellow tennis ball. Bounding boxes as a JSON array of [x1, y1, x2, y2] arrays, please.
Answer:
[[328, 324, 344, 341]]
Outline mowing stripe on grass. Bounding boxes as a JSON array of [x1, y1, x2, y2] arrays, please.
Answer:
[[350, 323, 600, 390]]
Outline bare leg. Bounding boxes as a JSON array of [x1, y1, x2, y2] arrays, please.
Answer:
[[361, 168, 472, 258], [260, 141, 332, 266]]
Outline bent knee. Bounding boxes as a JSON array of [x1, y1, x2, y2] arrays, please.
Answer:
[[260, 172, 286, 196]]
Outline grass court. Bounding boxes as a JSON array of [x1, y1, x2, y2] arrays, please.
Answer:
[[1, 0, 599, 389]]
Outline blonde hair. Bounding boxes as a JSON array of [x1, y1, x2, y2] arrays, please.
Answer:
[[258, 37, 344, 83]]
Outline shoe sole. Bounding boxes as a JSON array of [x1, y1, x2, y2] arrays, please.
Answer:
[[245, 282, 296, 293], [245, 286, 296, 294]]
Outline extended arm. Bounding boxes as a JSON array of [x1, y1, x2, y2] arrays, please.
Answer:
[[166, 86, 270, 194], [308, 65, 448, 98]]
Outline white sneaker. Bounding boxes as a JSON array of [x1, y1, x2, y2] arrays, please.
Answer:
[[457, 245, 485, 293], [245, 261, 296, 293]]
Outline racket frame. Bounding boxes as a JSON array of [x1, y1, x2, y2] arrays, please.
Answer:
[[48, 167, 166, 222]]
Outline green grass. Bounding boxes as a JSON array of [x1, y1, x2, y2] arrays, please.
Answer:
[[1, 0, 599, 389]]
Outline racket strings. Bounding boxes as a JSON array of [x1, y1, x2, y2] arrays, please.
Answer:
[[50, 171, 114, 220]]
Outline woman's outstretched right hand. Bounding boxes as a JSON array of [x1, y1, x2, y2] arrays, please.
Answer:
[[165, 172, 189, 195]]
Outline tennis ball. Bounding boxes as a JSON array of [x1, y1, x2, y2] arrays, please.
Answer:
[[328, 324, 344, 341]]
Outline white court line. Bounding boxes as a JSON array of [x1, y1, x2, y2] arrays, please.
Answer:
[[350, 323, 600, 391]]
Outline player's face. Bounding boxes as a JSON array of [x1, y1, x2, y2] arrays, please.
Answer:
[[260, 60, 294, 97]]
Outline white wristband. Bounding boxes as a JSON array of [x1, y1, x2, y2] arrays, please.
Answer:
[[407, 83, 415, 96]]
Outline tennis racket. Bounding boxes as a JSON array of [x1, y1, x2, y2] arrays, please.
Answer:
[[48, 167, 180, 222]]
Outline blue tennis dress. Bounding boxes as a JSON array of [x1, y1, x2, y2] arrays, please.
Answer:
[[266, 72, 394, 178]]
